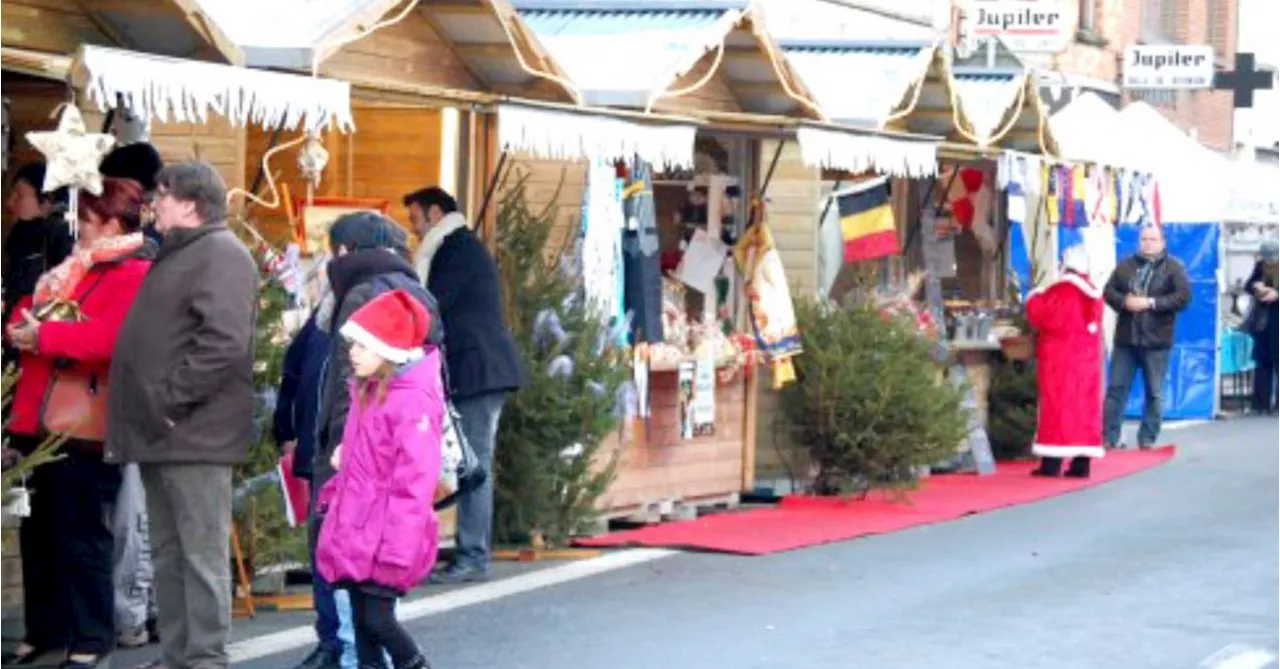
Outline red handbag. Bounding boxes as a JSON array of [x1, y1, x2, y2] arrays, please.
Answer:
[[40, 367, 109, 443]]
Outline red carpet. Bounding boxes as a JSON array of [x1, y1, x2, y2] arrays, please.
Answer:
[[575, 447, 1176, 555]]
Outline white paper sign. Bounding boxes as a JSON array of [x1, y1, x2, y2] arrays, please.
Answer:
[[676, 229, 728, 296], [1124, 45, 1215, 90], [692, 346, 717, 437], [968, 0, 1073, 53]]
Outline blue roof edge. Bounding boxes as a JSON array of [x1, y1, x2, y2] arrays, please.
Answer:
[[779, 38, 935, 52], [952, 65, 1024, 79], [512, 0, 748, 11]]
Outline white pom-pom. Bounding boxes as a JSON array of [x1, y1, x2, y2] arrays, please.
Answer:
[[1088, 323, 1098, 334]]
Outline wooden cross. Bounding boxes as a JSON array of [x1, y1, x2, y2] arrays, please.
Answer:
[[1214, 53, 1275, 109]]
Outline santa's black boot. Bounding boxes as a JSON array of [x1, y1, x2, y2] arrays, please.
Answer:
[[1064, 456, 1092, 478], [1032, 457, 1063, 477]]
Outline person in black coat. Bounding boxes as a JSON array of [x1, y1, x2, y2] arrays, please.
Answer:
[[1245, 239, 1279, 414], [273, 306, 343, 669], [1101, 224, 1192, 449], [3, 162, 71, 366], [406, 187, 526, 583]]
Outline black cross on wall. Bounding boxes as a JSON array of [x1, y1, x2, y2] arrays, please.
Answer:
[[1214, 53, 1275, 109]]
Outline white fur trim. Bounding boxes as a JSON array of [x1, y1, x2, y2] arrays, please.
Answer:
[[1032, 443, 1106, 459], [413, 212, 468, 283], [1026, 271, 1104, 300], [339, 320, 423, 365]]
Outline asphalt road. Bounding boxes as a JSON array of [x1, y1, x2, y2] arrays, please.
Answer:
[[220, 417, 1278, 669]]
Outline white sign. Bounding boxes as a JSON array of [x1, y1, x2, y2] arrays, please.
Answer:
[[968, 1, 1073, 53], [1124, 45, 1215, 89]]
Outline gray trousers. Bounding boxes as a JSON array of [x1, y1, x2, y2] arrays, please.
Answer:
[[141, 464, 233, 669], [454, 392, 506, 570], [113, 464, 156, 631]]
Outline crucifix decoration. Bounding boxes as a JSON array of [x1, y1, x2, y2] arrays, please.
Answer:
[[1214, 53, 1275, 109]]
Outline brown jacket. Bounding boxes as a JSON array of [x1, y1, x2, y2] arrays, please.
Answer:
[[106, 222, 258, 465]]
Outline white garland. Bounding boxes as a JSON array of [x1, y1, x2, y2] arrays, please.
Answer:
[[796, 126, 938, 178], [497, 104, 696, 169], [78, 45, 354, 134]]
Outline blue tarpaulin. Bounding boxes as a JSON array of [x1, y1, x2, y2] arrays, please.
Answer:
[[1007, 214, 1220, 420], [1057, 222, 1220, 420]]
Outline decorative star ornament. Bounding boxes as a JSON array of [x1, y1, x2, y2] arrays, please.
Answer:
[[26, 104, 114, 196]]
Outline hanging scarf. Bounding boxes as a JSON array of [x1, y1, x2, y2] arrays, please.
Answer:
[[412, 212, 468, 284], [33, 231, 145, 307], [733, 220, 801, 389]]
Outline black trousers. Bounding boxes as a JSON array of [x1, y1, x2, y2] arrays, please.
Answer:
[[15, 437, 121, 655], [346, 587, 423, 668]]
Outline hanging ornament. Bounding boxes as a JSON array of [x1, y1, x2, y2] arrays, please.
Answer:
[[26, 104, 115, 238], [2, 97, 12, 172], [297, 133, 329, 192], [108, 98, 152, 146]]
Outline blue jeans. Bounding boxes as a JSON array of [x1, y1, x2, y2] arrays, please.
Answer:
[[1103, 345, 1172, 447], [454, 392, 507, 571]]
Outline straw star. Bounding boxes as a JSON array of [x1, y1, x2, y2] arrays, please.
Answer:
[[26, 105, 115, 196]]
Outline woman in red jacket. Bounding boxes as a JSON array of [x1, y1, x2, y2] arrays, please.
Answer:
[[3, 178, 154, 669]]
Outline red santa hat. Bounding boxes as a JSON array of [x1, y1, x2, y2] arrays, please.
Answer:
[[339, 289, 431, 364]]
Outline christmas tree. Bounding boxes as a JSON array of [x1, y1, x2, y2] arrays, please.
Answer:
[[230, 221, 309, 581], [779, 298, 968, 497], [491, 173, 627, 546]]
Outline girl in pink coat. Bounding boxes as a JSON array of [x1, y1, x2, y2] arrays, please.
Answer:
[[317, 288, 444, 669]]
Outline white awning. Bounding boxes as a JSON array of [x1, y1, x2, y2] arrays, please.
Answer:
[[73, 45, 354, 134], [796, 125, 938, 178], [497, 103, 697, 169]]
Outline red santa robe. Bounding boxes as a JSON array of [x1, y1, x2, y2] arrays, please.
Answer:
[[1025, 271, 1106, 459]]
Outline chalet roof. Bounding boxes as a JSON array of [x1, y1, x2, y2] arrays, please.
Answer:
[[485, 0, 822, 117], [779, 39, 937, 127]]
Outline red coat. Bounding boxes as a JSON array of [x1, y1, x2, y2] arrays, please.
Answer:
[[1026, 271, 1105, 459], [5, 257, 151, 438]]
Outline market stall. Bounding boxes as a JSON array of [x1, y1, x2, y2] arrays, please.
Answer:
[[484, 0, 832, 520]]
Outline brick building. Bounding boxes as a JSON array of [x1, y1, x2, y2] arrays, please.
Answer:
[[1047, 0, 1240, 152]]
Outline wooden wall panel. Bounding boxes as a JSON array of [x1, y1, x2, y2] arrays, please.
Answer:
[[751, 139, 819, 481], [652, 50, 744, 115], [320, 9, 480, 92], [242, 106, 442, 245], [596, 373, 749, 514], [349, 106, 442, 229], [497, 156, 586, 255]]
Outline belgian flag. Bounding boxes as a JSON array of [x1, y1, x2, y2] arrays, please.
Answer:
[[835, 177, 899, 263]]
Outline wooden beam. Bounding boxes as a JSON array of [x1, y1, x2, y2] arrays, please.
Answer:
[[1, 46, 72, 80], [166, 0, 245, 65]]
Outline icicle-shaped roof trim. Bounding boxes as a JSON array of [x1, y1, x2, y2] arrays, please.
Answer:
[[797, 126, 937, 178], [76, 46, 354, 134], [498, 103, 697, 169]]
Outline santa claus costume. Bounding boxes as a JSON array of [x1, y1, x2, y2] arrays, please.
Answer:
[[1026, 245, 1106, 478]]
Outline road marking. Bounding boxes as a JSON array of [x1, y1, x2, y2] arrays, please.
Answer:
[[1200, 644, 1277, 669], [1164, 420, 1209, 432], [227, 548, 677, 663]]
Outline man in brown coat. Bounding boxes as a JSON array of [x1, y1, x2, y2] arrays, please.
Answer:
[[107, 160, 257, 669]]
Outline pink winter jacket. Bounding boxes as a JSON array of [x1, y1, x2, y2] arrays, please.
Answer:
[[316, 349, 444, 594]]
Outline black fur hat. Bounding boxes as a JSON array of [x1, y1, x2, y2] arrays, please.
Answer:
[[100, 142, 164, 193]]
